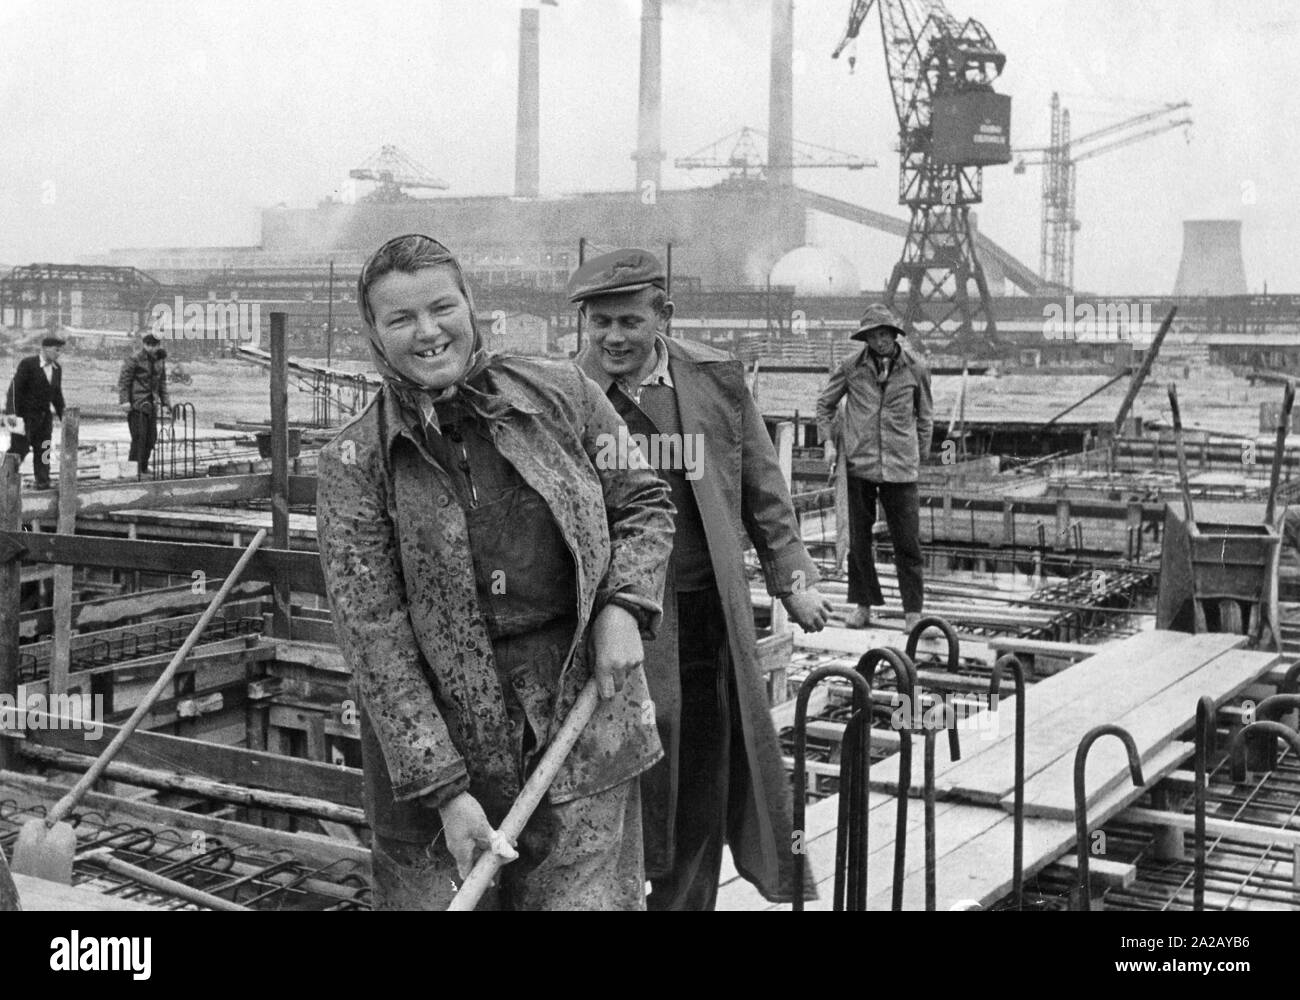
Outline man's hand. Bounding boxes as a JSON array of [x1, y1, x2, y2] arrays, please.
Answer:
[[781, 586, 834, 633], [120, 403, 133, 413], [823, 440, 837, 469], [591, 602, 644, 700], [438, 792, 517, 881]]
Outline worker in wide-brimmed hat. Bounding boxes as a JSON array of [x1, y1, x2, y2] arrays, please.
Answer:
[[316, 234, 674, 910], [3, 334, 66, 490], [816, 303, 933, 631], [571, 247, 830, 910]]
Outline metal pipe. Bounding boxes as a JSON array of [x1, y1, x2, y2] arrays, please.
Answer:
[[923, 728, 937, 911], [989, 654, 1026, 910], [1073, 724, 1144, 911]]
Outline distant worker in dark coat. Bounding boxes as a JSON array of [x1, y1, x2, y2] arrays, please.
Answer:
[[573, 248, 833, 911], [817, 303, 934, 632], [3, 335, 67, 490], [118, 333, 170, 476]]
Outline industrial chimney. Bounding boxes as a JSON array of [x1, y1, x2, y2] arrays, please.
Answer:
[[768, 0, 794, 188], [635, 0, 664, 193], [1173, 219, 1247, 296], [515, 7, 540, 198]]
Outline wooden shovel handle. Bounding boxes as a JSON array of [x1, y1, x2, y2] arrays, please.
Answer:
[[447, 679, 601, 911], [45, 529, 268, 827]]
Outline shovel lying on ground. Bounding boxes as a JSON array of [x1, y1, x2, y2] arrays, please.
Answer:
[[11, 529, 267, 886], [447, 677, 601, 911]]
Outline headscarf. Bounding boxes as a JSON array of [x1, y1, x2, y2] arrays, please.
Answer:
[[358, 234, 524, 429]]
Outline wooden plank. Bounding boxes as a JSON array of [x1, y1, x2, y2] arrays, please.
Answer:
[[1014, 645, 1280, 819], [19, 743, 365, 825], [270, 314, 292, 638], [984, 637, 1100, 661], [0, 455, 20, 771], [20, 580, 271, 638], [13, 873, 162, 911], [2, 531, 328, 594], [0, 769, 370, 869], [20, 474, 273, 521], [23, 712, 363, 807], [862, 740, 1193, 911], [1122, 806, 1300, 850], [1052, 853, 1137, 888], [50, 408, 79, 694], [921, 631, 1239, 802]]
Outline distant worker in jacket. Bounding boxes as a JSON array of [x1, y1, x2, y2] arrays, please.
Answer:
[[3, 335, 66, 490], [118, 332, 170, 476], [317, 234, 675, 910], [573, 248, 832, 911], [817, 303, 934, 632]]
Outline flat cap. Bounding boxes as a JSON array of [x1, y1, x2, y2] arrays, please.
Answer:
[[567, 248, 666, 304], [851, 302, 906, 340], [141, 333, 161, 346], [41, 335, 66, 347]]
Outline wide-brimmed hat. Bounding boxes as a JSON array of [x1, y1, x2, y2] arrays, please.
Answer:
[[850, 302, 906, 340]]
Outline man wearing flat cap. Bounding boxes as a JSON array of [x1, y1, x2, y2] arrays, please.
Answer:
[[817, 303, 933, 632], [118, 331, 170, 477], [571, 247, 832, 910], [4, 335, 66, 490]]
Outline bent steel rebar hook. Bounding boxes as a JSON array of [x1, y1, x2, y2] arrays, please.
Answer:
[[988, 654, 1026, 910], [792, 664, 873, 912], [1226, 721, 1300, 779], [1232, 691, 1294, 775], [905, 615, 962, 763], [1073, 724, 1144, 912], [857, 647, 919, 911], [1192, 696, 1217, 912]]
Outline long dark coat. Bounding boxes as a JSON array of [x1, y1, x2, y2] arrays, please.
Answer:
[[578, 337, 818, 903]]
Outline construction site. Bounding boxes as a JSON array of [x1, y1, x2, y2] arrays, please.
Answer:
[[0, 0, 1296, 933]]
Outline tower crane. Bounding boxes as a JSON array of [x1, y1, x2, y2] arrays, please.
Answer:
[[1014, 93, 1192, 291], [349, 145, 450, 203], [833, 0, 1013, 352]]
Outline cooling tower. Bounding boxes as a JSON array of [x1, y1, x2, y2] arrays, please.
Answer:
[[1173, 219, 1247, 296], [515, 8, 540, 198]]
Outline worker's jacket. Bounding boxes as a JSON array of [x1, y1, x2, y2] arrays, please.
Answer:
[[117, 350, 170, 412], [816, 342, 933, 483], [316, 357, 674, 836]]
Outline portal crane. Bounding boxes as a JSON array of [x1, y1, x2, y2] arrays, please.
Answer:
[[1014, 93, 1192, 290], [673, 127, 876, 182], [834, 0, 1012, 352], [349, 145, 450, 203]]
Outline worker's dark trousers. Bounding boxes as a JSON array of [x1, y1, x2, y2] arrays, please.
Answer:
[[647, 588, 739, 912], [127, 408, 157, 473], [846, 477, 924, 613], [6, 412, 54, 488]]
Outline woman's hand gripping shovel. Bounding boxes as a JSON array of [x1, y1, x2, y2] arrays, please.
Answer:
[[447, 678, 601, 911]]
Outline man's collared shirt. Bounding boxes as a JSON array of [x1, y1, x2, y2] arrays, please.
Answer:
[[618, 336, 673, 405]]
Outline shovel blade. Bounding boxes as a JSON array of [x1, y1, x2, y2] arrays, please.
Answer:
[[10, 818, 75, 884]]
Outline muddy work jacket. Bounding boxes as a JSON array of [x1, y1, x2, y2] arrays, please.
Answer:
[[316, 357, 675, 839]]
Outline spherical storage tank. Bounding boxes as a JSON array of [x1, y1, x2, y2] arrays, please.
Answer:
[[769, 246, 860, 297]]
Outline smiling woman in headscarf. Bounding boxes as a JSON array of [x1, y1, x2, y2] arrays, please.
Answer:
[[316, 234, 675, 910]]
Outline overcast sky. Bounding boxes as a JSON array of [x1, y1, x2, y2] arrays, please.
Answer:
[[0, 0, 1295, 294]]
